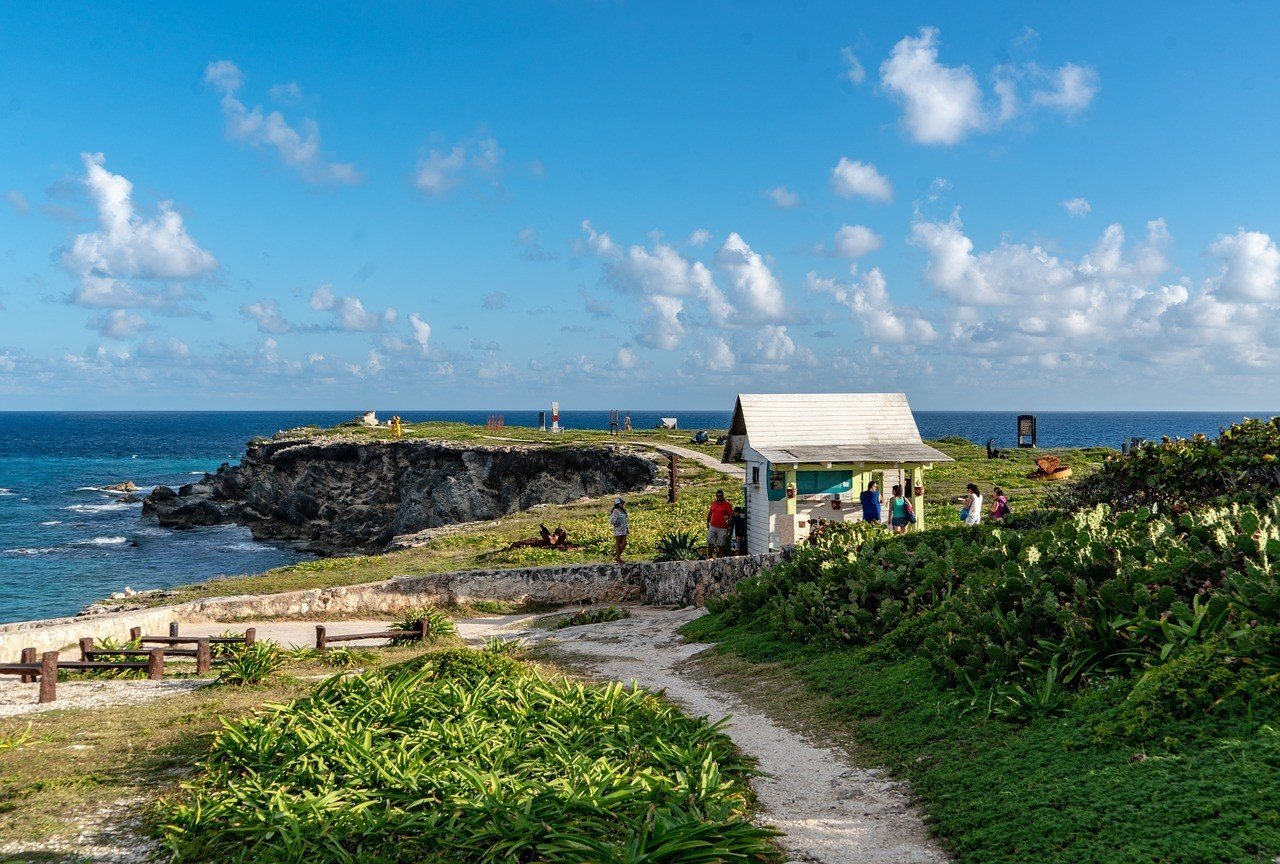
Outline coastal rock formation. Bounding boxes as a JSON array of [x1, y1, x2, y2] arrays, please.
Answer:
[[142, 436, 657, 554]]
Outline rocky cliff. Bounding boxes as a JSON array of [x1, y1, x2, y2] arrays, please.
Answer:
[[143, 436, 658, 554]]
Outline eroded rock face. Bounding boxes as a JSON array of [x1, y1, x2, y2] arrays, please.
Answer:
[[142, 436, 657, 554]]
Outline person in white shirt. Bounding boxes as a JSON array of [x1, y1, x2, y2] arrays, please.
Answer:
[[963, 483, 983, 526], [609, 497, 629, 562]]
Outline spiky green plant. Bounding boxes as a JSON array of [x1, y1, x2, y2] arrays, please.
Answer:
[[480, 636, 526, 656], [319, 647, 380, 669], [554, 605, 630, 629], [654, 529, 704, 561], [217, 641, 285, 686], [157, 651, 777, 863], [390, 606, 456, 644]]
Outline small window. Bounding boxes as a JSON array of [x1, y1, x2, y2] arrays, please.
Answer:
[[751, 466, 761, 485]]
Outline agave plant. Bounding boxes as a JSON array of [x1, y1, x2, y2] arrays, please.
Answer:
[[216, 641, 284, 686], [391, 606, 457, 644], [654, 530, 703, 562]]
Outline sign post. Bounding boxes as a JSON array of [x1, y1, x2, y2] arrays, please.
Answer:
[[550, 401, 562, 433], [1017, 414, 1037, 448]]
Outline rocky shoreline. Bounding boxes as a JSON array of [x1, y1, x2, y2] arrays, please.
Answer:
[[142, 434, 657, 555]]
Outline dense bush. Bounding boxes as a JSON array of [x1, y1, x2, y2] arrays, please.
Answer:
[[1055, 415, 1280, 512], [391, 606, 457, 643], [711, 498, 1280, 712], [554, 605, 630, 629], [217, 642, 286, 686], [655, 529, 704, 561], [158, 650, 776, 863]]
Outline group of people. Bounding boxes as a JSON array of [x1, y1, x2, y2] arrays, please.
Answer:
[[608, 488, 747, 563], [858, 480, 1010, 534]]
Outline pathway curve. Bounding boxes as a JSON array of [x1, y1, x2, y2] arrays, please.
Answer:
[[466, 607, 948, 864]]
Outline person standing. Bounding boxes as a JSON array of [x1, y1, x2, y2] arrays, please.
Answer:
[[609, 497, 629, 562], [888, 484, 914, 534], [860, 479, 882, 524], [731, 506, 749, 555], [706, 489, 734, 557], [963, 483, 983, 526], [990, 487, 1010, 521]]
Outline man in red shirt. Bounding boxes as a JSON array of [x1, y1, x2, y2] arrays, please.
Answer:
[[706, 489, 734, 558]]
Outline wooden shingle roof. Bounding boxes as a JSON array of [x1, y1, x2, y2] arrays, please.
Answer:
[[721, 392, 952, 465]]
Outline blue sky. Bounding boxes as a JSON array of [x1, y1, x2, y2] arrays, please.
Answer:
[[2, 2, 1279, 410]]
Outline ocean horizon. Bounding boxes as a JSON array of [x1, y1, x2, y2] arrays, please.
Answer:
[[1, 408, 1275, 624]]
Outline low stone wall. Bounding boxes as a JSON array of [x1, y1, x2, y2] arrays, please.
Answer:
[[0, 553, 785, 661]]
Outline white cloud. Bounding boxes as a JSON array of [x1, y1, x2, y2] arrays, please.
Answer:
[[830, 158, 892, 202], [715, 233, 787, 323], [205, 61, 358, 185], [733, 325, 815, 368], [63, 153, 217, 310], [879, 27, 986, 145], [241, 299, 292, 334], [408, 313, 432, 354], [1031, 63, 1100, 114], [1062, 197, 1092, 217], [309, 285, 397, 332], [834, 224, 883, 258], [516, 227, 555, 261], [5, 190, 28, 214], [612, 347, 639, 370], [807, 267, 936, 345], [689, 335, 735, 372], [88, 309, 150, 340], [841, 47, 866, 85], [414, 138, 504, 198], [135, 337, 190, 361], [268, 81, 303, 104], [689, 229, 712, 247], [1208, 230, 1280, 302], [766, 186, 800, 209]]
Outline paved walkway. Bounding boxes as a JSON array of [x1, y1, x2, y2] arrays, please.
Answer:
[[648, 441, 738, 477]]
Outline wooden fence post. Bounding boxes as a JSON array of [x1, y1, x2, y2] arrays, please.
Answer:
[[129, 626, 142, 642], [668, 454, 679, 503], [419, 618, 429, 643], [244, 627, 257, 646], [19, 647, 35, 683], [38, 652, 57, 703], [147, 649, 165, 681], [195, 639, 211, 674], [169, 622, 180, 638], [315, 625, 327, 650], [78, 637, 94, 661]]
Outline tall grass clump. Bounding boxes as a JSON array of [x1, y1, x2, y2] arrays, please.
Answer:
[[217, 642, 285, 686], [391, 606, 456, 643], [157, 650, 776, 863]]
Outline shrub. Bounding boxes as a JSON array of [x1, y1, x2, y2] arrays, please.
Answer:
[[480, 636, 526, 655], [319, 647, 379, 669], [555, 605, 630, 629], [390, 607, 456, 644], [217, 642, 285, 686], [655, 529, 703, 561]]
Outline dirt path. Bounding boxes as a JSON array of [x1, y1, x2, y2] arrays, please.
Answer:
[[466, 606, 948, 864]]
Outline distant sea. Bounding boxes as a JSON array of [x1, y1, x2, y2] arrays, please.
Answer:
[[0, 409, 1273, 624]]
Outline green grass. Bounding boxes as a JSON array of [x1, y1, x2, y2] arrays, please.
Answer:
[[683, 616, 1280, 864]]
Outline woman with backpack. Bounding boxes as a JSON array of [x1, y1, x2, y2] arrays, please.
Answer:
[[888, 483, 915, 534], [990, 487, 1010, 521]]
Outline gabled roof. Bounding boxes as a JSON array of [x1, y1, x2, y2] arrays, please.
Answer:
[[721, 392, 952, 465]]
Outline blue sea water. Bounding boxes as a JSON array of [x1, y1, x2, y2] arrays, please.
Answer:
[[0, 409, 1273, 624]]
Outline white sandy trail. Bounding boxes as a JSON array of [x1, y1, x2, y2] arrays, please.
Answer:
[[466, 606, 949, 864]]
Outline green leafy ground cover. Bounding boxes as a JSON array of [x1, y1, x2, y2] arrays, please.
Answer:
[[157, 649, 777, 863], [684, 418, 1280, 864]]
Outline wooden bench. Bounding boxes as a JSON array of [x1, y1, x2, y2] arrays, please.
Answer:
[[0, 648, 165, 703], [315, 621, 427, 650]]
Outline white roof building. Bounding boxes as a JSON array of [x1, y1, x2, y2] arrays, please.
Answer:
[[722, 393, 951, 551]]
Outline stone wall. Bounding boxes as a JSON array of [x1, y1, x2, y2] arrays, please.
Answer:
[[0, 553, 785, 661]]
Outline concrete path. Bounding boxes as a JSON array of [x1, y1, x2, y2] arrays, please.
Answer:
[[648, 441, 739, 477]]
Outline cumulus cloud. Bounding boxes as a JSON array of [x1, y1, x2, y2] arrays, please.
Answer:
[[612, 347, 639, 370], [414, 137, 504, 198], [62, 153, 217, 310], [833, 224, 883, 258], [1208, 230, 1280, 302], [88, 309, 150, 340], [876, 28, 1099, 145], [830, 158, 892, 202], [716, 233, 787, 322], [766, 186, 800, 209], [880, 27, 986, 145], [204, 61, 358, 184], [841, 47, 866, 85], [1031, 63, 1100, 114], [309, 285, 397, 332], [241, 299, 293, 334], [689, 335, 735, 372], [1062, 197, 1092, 217], [807, 267, 936, 345], [408, 313, 432, 354]]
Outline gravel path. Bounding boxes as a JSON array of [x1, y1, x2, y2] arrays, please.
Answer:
[[0, 677, 208, 718], [465, 606, 949, 864]]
